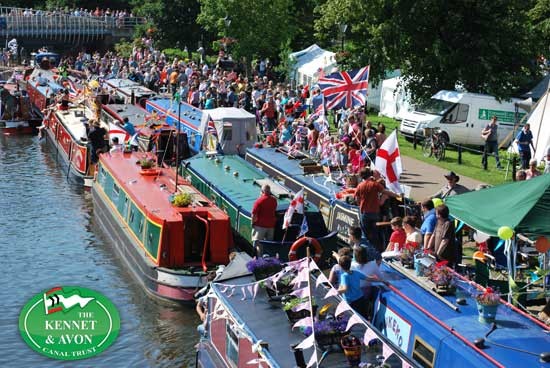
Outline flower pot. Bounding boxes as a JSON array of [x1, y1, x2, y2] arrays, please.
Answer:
[[477, 302, 499, 323], [265, 282, 294, 300], [341, 335, 362, 367]]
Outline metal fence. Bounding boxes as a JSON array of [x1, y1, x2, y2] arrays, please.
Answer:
[[0, 7, 145, 43]]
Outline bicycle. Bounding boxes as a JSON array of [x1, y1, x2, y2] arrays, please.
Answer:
[[422, 129, 446, 161]]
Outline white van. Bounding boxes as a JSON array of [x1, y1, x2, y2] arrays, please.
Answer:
[[399, 90, 526, 145]]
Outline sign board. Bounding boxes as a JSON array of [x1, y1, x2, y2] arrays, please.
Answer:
[[478, 109, 526, 124], [377, 304, 412, 352]]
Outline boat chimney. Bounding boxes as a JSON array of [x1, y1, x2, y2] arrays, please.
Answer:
[[290, 344, 306, 368]]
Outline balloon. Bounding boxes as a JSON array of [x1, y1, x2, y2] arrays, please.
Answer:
[[473, 231, 491, 243], [497, 226, 514, 240], [535, 236, 550, 253], [432, 198, 444, 208]]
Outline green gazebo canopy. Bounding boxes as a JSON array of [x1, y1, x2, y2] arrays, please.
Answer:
[[445, 174, 550, 237]]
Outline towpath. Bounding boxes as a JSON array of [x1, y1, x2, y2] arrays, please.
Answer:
[[399, 156, 486, 201]]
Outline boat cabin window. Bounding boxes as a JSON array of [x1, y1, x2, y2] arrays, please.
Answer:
[[223, 124, 232, 141], [112, 183, 120, 199], [412, 336, 436, 368], [98, 166, 107, 186], [225, 321, 239, 367]]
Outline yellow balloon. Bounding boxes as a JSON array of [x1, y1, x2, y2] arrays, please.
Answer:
[[432, 198, 444, 208], [497, 226, 514, 240]]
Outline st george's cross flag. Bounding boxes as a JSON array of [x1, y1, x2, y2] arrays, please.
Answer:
[[282, 188, 305, 229], [375, 130, 403, 193], [318, 66, 369, 110]]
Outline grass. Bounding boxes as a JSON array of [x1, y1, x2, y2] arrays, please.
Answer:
[[359, 114, 514, 186]]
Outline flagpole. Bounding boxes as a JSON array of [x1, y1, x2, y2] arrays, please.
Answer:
[[175, 93, 181, 193], [305, 248, 319, 368]]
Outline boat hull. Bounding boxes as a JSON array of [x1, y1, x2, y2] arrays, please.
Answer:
[[42, 116, 92, 186], [92, 183, 207, 304]]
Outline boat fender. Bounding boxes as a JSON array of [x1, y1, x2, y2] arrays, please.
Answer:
[[540, 352, 550, 363], [288, 237, 322, 262]]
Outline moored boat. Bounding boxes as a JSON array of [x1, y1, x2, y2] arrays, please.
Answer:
[[196, 257, 418, 367], [245, 146, 420, 243], [103, 78, 156, 106], [92, 150, 235, 303], [146, 97, 257, 155], [372, 258, 550, 367], [0, 80, 42, 134], [183, 153, 338, 262]]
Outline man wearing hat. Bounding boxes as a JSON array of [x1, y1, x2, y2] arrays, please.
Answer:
[[431, 171, 470, 199]]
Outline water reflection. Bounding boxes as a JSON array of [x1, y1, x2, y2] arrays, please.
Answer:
[[0, 135, 200, 367]]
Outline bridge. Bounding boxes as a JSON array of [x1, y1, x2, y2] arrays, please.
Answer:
[[0, 7, 145, 45]]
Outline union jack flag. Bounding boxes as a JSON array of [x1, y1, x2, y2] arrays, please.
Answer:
[[207, 120, 218, 137], [318, 66, 369, 110]]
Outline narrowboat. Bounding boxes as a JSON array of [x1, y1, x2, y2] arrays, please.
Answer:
[[195, 257, 418, 368], [24, 67, 64, 118], [92, 150, 235, 303], [182, 153, 338, 262], [41, 101, 99, 186], [146, 97, 257, 155], [0, 81, 42, 134], [103, 78, 156, 106], [370, 259, 550, 367]]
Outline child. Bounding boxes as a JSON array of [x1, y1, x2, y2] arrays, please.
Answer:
[[386, 216, 406, 252], [338, 255, 368, 318]]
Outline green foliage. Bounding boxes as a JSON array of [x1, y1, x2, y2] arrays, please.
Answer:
[[275, 40, 296, 82], [114, 39, 134, 58], [162, 48, 188, 61], [171, 192, 193, 207], [282, 296, 316, 311], [530, 0, 550, 48], [138, 158, 155, 169], [315, 0, 541, 102], [197, 0, 298, 62]]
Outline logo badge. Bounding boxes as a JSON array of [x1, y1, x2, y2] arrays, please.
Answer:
[[19, 286, 120, 360]]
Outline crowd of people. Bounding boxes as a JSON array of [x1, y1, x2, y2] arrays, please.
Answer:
[[12, 7, 135, 21]]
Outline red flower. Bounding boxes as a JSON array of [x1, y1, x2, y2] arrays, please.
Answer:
[[435, 260, 448, 268]]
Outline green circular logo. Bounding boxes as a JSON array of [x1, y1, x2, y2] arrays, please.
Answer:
[[18, 286, 120, 360]]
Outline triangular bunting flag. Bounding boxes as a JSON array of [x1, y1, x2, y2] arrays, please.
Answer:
[[295, 334, 315, 350], [335, 300, 352, 316], [292, 316, 313, 330], [345, 313, 364, 331], [323, 288, 339, 299]]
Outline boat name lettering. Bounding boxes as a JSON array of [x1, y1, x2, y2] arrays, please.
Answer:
[[335, 211, 355, 226], [381, 305, 411, 352]]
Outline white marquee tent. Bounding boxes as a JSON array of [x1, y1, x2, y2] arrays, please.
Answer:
[[289, 44, 337, 87], [525, 89, 550, 162]]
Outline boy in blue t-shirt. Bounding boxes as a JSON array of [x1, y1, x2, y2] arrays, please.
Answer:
[[338, 255, 368, 318]]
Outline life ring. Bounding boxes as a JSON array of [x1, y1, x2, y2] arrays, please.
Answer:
[[335, 188, 356, 200], [288, 237, 322, 262]]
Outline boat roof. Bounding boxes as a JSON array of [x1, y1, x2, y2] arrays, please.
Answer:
[[117, 85, 156, 97], [55, 106, 96, 142], [379, 261, 550, 367], [99, 152, 229, 224], [102, 104, 151, 125], [146, 97, 203, 129], [185, 154, 319, 214], [209, 272, 416, 367], [104, 78, 140, 89], [206, 107, 255, 120], [246, 147, 356, 209]]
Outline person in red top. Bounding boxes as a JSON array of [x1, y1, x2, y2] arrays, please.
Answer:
[[354, 167, 399, 251], [252, 184, 278, 255], [385, 217, 406, 251]]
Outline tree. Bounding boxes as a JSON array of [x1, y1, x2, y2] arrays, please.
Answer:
[[197, 0, 297, 64], [530, 0, 550, 49], [315, 0, 540, 102], [131, 0, 203, 52]]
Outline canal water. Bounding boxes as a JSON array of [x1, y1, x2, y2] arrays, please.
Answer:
[[0, 134, 200, 367]]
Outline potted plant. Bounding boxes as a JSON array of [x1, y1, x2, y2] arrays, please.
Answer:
[[264, 273, 295, 300], [138, 157, 155, 169], [171, 192, 193, 207], [282, 296, 318, 324], [340, 334, 362, 366], [426, 260, 454, 292], [475, 286, 500, 323], [246, 256, 283, 281], [303, 316, 349, 347]]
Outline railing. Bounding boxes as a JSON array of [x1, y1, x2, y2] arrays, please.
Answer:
[[0, 7, 146, 42]]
